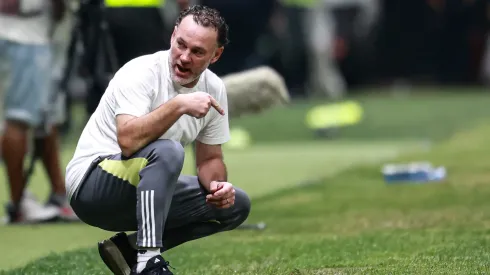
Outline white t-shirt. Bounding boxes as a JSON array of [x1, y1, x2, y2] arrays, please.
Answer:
[[0, 0, 51, 45], [65, 50, 230, 199]]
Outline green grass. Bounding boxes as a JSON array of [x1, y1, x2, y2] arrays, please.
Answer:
[[2, 89, 490, 274], [231, 88, 490, 143], [0, 140, 420, 271], [4, 115, 490, 274], [0, 140, 421, 214]]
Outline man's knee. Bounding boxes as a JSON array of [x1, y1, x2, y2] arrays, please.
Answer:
[[146, 139, 185, 171]]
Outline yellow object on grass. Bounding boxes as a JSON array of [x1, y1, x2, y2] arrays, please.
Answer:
[[224, 127, 251, 150], [306, 101, 363, 129]]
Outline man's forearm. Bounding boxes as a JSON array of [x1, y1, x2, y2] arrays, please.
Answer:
[[118, 97, 185, 156], [197, 158, 227, 191]]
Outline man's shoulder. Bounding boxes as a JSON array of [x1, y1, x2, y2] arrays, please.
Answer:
[[119, 52, 163, 72], [113, 51, 166, 83], [202, 68, 225, 94]]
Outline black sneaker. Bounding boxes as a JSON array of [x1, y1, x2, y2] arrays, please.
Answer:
[[98, 232, 137, 275], [130, 255, 173, 275]]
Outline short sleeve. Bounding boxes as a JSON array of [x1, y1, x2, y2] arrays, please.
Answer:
[[113, 67, 154, 118], [196, 82, 230, 145]]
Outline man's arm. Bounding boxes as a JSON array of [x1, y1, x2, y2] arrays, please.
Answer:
[[117, 97, 186, 157], [195, 82, 230, 190], [113, 66, 189, 157], [195, 141, 227, 192]]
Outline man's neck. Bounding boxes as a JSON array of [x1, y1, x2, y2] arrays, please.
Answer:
[[181, 79, 199, 88], [173, 78, 198, 89], [173, 80, 197, 94]]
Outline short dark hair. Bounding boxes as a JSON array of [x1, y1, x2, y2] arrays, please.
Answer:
[[175, 5, 230, 47]]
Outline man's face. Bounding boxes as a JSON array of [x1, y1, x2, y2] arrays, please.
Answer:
[[169, 15, 223, 87]]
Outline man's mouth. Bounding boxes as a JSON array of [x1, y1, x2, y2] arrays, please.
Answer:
[[176, 64, 190, 74]]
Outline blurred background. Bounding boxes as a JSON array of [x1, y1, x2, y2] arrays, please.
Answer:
[[1, 0, 490, 272], [48, 0, 490, 103]]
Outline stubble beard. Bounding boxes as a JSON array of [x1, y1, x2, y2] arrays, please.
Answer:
[[168, 56, 212, 87]]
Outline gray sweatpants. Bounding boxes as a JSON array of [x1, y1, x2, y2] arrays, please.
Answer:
[[70, 139, 251, 250]]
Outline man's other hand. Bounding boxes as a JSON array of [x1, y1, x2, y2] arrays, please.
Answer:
[[206, 181, 235, 209]]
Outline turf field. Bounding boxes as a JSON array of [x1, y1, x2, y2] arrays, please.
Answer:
[[1, 89, 490, 274]]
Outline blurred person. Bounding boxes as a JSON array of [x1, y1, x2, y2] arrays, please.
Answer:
[[0, 0, 78, 223], [305, 0, 379, 97], [66, 5, 250, 275], [304, 0, 347, 99], [275, 0, 311, 97], [278, 0, 378, 98]]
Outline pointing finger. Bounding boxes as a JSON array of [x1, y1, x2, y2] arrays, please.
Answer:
[[209, 96, 225, 115]]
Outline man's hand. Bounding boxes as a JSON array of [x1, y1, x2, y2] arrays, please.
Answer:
[[179, 92, 225, 118], [206, 181, 235, 209]]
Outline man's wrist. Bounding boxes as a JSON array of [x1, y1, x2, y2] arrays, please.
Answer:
[[198, 177, 212, 191], [173, 94, 188, 115], [196, 154, 228, 191]]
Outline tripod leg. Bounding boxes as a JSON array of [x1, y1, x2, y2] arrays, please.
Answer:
[[59, 22, 83, 135], [23, 128, 44, 187]]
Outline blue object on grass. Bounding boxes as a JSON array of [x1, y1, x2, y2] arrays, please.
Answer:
[[382, 162, 446, 184]]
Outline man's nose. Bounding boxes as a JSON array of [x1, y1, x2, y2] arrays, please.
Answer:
[[180, 52, 191, 63]]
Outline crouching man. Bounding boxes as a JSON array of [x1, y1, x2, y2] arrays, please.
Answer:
[[65, 5, 251, 275]]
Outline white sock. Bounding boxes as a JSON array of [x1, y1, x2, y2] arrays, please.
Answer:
[[136, 248, 160, 273]]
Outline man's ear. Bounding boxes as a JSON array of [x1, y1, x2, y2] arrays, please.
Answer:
[[211, 47, 224, 64]]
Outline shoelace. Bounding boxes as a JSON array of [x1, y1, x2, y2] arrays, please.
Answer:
[[164, 261, 175, 270], [151, 260, 175, 273]]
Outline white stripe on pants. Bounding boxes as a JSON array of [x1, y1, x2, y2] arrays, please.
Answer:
[[141, 190, 156, 247]]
